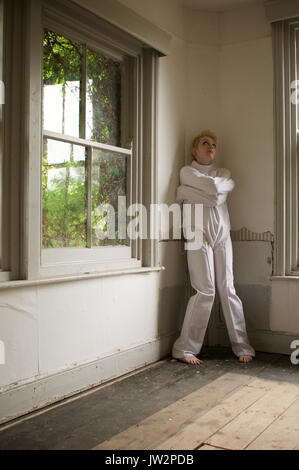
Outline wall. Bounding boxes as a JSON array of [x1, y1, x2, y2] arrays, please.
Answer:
[[183, 9, 221, 163], [220, 3, 273, 232]]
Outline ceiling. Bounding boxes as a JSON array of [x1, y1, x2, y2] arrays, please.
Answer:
[[179, 0, 264, 12]]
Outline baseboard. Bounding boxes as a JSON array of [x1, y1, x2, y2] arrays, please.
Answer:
[[216, 326, 299, 356], [0, 332, 177, 425]]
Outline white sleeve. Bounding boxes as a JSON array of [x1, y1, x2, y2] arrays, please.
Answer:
[[180, 165, 235, 195], [176, 185, 228, 207], [214, 168, 235, 193], [214, 177, 235, 193], [180, 167, 218, 195]]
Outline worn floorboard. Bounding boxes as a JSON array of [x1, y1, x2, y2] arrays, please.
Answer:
[[154, 377, 275, 450], [93, 372, 256, 450], [246, 396, 299, 450], [205, 381, 299, 450], [0, 347, 296, 450]]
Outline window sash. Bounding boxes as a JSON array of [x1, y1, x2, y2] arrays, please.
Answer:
[[42, 132, 132, 256], [42, 25, 135, 256], [41, 21, 135, 267], [43, 131, 132, 156], [273, 18, 299, 276]]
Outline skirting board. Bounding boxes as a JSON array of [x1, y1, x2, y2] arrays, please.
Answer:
[[0, 332, 177, 425], [216, 326, 299, 356]]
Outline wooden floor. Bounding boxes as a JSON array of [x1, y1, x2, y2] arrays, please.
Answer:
[[0, 347, 299, 450]]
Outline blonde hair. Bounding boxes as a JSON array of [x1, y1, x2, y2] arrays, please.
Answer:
[[191, 130, 217, 155]]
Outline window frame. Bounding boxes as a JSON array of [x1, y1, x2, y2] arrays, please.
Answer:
[[22, 0, 159, 280], [1, 0, 26, 282], [272, 16, 299, 276], [0, 0, 8, 281]]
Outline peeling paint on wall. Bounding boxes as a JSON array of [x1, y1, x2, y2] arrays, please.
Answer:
[[230, 227, 274, 242], [230, 227, 275, 276]]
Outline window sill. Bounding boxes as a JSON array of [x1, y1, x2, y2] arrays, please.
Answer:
[[0, 266, 166, 289], [270, 275, 299, 281]]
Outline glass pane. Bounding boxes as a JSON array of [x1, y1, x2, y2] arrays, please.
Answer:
[[87, 49, 122, 146], [42, 139, 87, 248], [92, 149, 129, 247], [43, 30, 82, 138]]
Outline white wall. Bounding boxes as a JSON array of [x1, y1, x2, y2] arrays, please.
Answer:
[[220, 38, 274, 232], [219, 4, 273, 232], [118, 0, 185, 40]]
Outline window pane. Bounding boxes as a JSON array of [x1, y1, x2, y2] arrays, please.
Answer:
[[42, 139, 87, 248], [92, 149, 129, 247], [43, 30, 82, 138], [87, 49, 122, 146]]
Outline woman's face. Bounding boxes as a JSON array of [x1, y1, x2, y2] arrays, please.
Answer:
[[192, 136, 216, 165]]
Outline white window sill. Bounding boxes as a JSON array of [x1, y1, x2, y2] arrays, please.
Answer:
[[270, 275, 299, 281], [0, 266, 165, 289]]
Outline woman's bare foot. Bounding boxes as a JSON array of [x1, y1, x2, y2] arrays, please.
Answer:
[[239, 355, 253, 363], [174, 355, 203, 365]]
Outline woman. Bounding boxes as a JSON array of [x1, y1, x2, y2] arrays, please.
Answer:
[[172, 130, 255, 365]]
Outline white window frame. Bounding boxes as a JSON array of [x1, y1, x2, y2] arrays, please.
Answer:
[[1, 0, 25, 282], [0, 0, 9, 282], [22, 0, 159, 280], [272, 16, 299, 276]]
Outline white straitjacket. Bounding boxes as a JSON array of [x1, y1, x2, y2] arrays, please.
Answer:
[[172, 160, 255, 359]]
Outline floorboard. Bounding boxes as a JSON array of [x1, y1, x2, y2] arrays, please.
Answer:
[[206, 381, 299, 450], [246, 396, 299, 450], [0, 347, 294, 450]]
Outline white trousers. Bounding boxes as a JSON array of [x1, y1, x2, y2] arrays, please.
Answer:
[[172, 236, 255, 359]]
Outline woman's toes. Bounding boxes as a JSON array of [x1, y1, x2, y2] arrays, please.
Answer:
[[180, 356, 202, 365], [239, 355, 253, 363], [188, 357, 202, 365]]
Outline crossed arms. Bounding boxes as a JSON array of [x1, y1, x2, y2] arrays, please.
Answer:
[[176, 166, 235, 207]]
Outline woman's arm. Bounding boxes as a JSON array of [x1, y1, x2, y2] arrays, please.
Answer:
[[214, 177, 235, 193], [176, 184, 228, 207], [180, 166, 235, 195], [180, 167, 218, 195], [214, 167, 235, 193]]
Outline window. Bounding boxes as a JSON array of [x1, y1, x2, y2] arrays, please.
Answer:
[[21, 0, 160, 280], [42, 30, 130, 253], [272, 16, 299, 276]]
